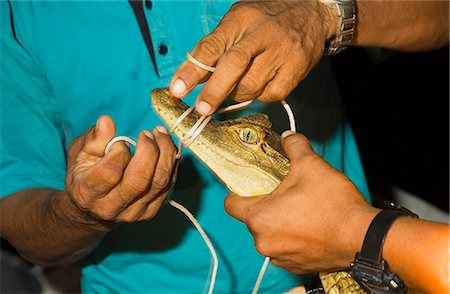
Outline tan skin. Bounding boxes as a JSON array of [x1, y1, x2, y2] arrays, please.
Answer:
[[224, 132, 449, 294], [170, 0, 449, 115], [168, 0, 449, 292], [1, 0, 448, 284], [0, 116, 178, 267]]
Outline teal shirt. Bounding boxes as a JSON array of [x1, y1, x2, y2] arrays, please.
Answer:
[[0, 1, 370, 293]]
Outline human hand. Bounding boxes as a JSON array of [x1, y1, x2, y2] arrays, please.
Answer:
[[170, 1, 337, 115], [63, 115, 178, 225], [224, 131, 379, 274]]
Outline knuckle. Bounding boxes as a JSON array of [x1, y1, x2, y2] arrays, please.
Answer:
[[123, 176, 150, 193], [254, 239, 272, 257], [146, 140, 160, 157], [239, 75, 262, 97], [222, 47, 251, 68], [229, 3, 259, 19], [81, 164, 123, 196], [151, 168, 172, 191], [97, 163, 124, 188], [267, 84, 289, 101], [197, 35, 224, 57]]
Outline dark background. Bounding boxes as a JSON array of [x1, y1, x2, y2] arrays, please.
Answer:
[[331, 46, 449, 212]]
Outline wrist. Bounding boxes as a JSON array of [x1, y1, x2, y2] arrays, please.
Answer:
[[319, 0, 356, 55], [337, 206, 381, 268], [321, 1, 340, 41], [50, 190, 114, 233], [351, 205, 419, 293]]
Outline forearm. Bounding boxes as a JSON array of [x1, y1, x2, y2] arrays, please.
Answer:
[[0, 188, 112, 267], [353, 1, 449, 51], [345, 211, 449, 293], [383, 217, 449, 293]]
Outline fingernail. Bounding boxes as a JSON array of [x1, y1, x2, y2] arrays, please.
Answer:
[[156, 125, 168, 134], [95, 118, 100, 132], [143, 130, 154, 140], [197, 101, 212, 115], [281, 130, 296, 140], [172, 79, 187, 96]]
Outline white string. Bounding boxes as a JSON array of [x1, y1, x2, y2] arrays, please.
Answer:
[[104, 97, 297, 294], [186, 52, 216, 73], [104, 136, 136, 155], [103, 136, 218, 294], [169, 99, 297, 294], [166, 198, 218, 294], [252, 256, 271, 294], [281, 100, 296, 133]]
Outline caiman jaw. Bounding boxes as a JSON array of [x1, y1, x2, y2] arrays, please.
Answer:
[[151, 88, 190, 129], [150, 87, 287, 196]]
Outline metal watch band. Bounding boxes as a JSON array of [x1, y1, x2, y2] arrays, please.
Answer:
[[321, 0, 356, 55], [351, 207, 418, 293]]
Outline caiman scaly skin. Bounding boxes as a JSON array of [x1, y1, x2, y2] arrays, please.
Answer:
[[151, 88, 417, 294], [151, 88, 289, 197]]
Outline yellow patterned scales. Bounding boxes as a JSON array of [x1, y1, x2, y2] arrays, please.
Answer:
[[151, 88, 416, 294]]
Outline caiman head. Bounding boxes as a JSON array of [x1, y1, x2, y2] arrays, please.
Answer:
[[151, 88, 290, 196]]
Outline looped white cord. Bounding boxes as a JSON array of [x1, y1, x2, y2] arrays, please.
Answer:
[[186, 52, 216, 73], [169, 99, 296, 294], [281, 100, 296, 133], [104, 97, 296, 294], [104, 136, 137, 155], [167, 199, 218, 294], [103, 137, 218, 294], [252, 256, 271, 294]]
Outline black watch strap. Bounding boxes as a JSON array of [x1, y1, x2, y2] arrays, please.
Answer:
[[304, 274, 325, 294], [352, 206, 418, 293], [360, 210, 410, 262]]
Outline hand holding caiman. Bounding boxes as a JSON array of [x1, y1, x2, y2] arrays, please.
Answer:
[[151, 88, 421, 294]]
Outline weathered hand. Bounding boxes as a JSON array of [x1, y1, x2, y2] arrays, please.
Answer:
[[64, 115, 178, 224], [225, 132, 379, 274], [170, 1, 337, 115]]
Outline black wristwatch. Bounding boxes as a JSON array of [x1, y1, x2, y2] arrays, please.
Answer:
[[351, 203, 418, 293]]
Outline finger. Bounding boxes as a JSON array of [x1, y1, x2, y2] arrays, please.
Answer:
[[256, 65, 300, 103], [141, 190, 168, 220], [83, 115, 117, 156], [147, 125, 178, 194], [170, 21, 236, 98], [169, 60, 212, 98], [195, 36, 266, 115], [67, 115, 117, 168], [101, 130, 160, 209], [230, 53, 279, 102], [112, 126, 177, 222], [224, 192, 265, 223], [83, 140, 131, 196], [115, 190, 166, 222], [280, 131, 314, 161]]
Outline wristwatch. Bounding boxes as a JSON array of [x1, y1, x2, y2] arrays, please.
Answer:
[[320, 0, 356, 55], [351, 203, 418, 293]]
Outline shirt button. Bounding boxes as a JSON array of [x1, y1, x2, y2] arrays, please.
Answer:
[[145, 0, 152, 9], [158, 44, 168, 55]]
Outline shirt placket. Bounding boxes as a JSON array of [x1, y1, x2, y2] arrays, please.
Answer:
[[143, 0, 180, 83]]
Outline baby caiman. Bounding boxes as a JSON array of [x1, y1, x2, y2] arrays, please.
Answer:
[[151, 88, 415, 294]]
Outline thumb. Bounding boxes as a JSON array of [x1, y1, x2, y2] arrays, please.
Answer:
[[224, 192, 266, 223], [280, 131, 314, 161], [83, 115, 117, 156]]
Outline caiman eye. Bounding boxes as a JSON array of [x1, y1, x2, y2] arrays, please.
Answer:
[[239, 127, 258, 144]]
